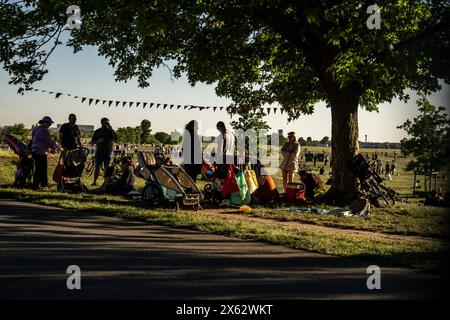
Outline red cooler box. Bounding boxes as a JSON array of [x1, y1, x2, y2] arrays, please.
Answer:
[[285, 182, 306, 202]]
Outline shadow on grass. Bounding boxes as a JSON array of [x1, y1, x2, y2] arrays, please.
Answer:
[[1, 185, 450, 272]]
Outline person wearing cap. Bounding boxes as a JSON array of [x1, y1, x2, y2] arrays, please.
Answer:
[[280, 131, 300, 192], [59, 114, 82, 152], [31, 116, 57, 189], [91, 117, 117, 186]]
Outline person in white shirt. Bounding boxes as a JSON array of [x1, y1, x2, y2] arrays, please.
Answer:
[[215, 121, 235, 165]]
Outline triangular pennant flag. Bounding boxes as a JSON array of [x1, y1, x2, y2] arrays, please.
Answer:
[[89, 98, 93, 106], [280, 109, 284, 115], [34, 88, 39, 91], [129, 102, 134, 108], [177, 105, 182, 110], [81, 97, 87, 103], [184, 105, 188, 110], [73, 96, 79, 98], [199, 107, 205, 111], [273, 108, 277, 114], [136, 102, 140, 108], [108, 101, 113, 107], [55, 93, 62, 98], [66, 93, 71, 97], [149, 103, 154, 109], [267, 108, 271, 115], [115, 101, 120, 107], [122, 102, 127, 107], [102, 100, 107, 105], [219, 107, 224, 111], [95, 99, 100, 105], [143, 102, 147, 108], [156, 104, 161, 109], [213, 107, 217, 112], [48, 91, 54, 94], [163, 104, 168, 109], [41, 90, 47, 93], [170, 104, 174, 109]]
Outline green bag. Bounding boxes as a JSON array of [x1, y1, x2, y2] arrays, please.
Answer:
[[230, 191, 251, 206], [236, 170, 249, 198], [231, 171, 251, 205]]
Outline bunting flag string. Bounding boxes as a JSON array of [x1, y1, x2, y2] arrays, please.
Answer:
[[28, 88, 293, 115]]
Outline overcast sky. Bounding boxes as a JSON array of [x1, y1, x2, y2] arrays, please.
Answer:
[[1, 37, 448, 143]]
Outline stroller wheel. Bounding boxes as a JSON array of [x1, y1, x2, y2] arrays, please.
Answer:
[[192, 203, 202, 211], [203, 183, 213, 201], [169, 201, 180, 212]]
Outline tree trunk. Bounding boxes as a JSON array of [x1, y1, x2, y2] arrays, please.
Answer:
[[329, 91, 360, 205]]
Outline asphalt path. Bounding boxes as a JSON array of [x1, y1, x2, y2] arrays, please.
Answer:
[[0, 199, 447, 299]]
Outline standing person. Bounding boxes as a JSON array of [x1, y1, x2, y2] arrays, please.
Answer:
[[182, 120, 202, 182], [313, 154, 317, 167], [385, 161, 391, 176], [376, 159, 383, 175], [31, 116, 57, 189], [91, 118, 117, 186], [215, 121, 235, 166], [59, 114, 82, 153], [324, 154, 328, 167], [280, 131, 300, 192], [391, 159, 397, 176]]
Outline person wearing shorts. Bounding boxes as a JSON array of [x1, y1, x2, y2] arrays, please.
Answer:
[[91, 117, 117, 186]]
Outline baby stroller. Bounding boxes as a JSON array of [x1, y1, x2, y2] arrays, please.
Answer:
[[135, 151, 204, 211], [54, 147, 89, 193], [3, 133, 34, 187]]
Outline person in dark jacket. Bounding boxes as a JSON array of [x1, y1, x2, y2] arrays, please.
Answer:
[[59, 113, 82, 151], [182, 120, 202, 182]]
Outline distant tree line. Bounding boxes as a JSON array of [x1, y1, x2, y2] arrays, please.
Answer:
[[0, 123, 30, 142], [115, 119, 176, 145]]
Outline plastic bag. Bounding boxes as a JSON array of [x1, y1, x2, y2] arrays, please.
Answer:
[[244, 166, 258, 194], [221, 165, 239, 198], [230, 191, 251, 206]]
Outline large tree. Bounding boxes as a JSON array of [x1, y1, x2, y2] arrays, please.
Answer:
[[1, 1, 449, 203]]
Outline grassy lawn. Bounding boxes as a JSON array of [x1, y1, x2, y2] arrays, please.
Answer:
[[0, 149, 449, 271], [252, 202, 450, 239]]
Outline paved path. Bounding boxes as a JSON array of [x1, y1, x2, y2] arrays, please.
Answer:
[[0, 199, 447, 299]]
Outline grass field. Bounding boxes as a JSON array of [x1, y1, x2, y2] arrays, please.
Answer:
[[0, 148, 449, 271]]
